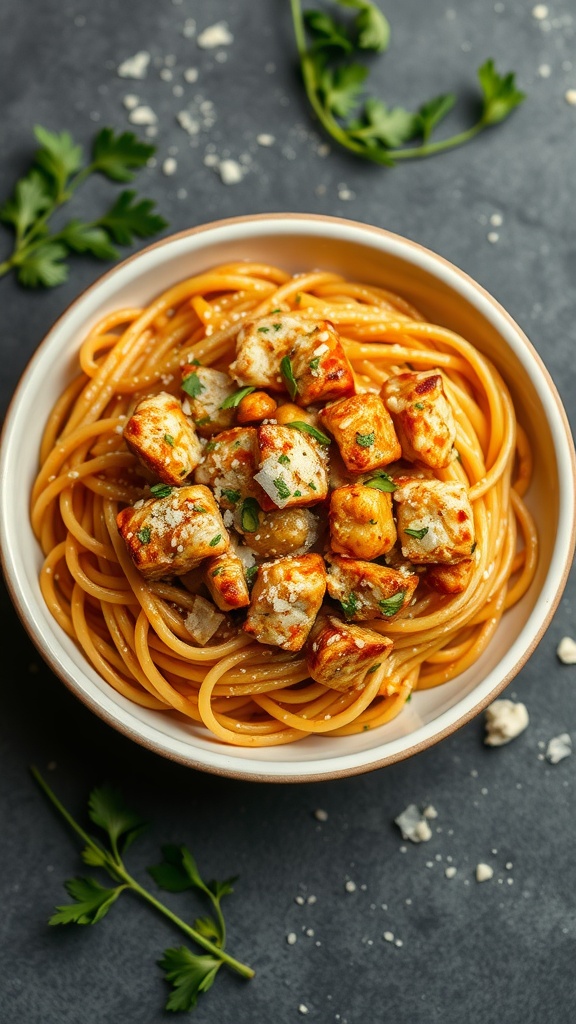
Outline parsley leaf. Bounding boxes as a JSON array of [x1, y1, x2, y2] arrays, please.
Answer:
[[221, 488, 241, 504], [280, 355, 299, 400], [58, 221, 119, 260], [0, 169, 52, 240], [159, 948, 221, 1012], [287, 421, 332, 445], [273, 478, 291, 500], [182, 371, 206, 399], [363, 471, 395, 492], [304, 9, 354, 52], [356, 430, 375, 447], [150, 483, 173, 498], [220, 385, 256, 409], [91, 127, 156, 182], [98, 189, 167, 246], [378, 591, 406, 616], [209, 534, 222, 547], [340, 592, 358, 618], [137, 527, 151, 544], [88, 785, 147, 854], [16, 241, 69, 288], [405, 526, 429, 540], [478, 59, 526, 125], [49, 877, 124, 926], [33, 126, 84, 191]]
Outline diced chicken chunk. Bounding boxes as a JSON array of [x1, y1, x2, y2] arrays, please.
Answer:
[[194, 427, 265, 511], [319, 393, 401, 474], [393, 478, 475, 564], [288, 319, 355, 406], [123, 391, 202, 485], [306, 615, 393, 691], [116, 484, 229, 580], [253, 424, 329, 510], [243, 553, 326, 651], [325, 554, 419, 622], [229, 312, 306, 391], [329, 483, 396, 560], [426, 558, 474, 594], [184, 594, 226, 645], [181, 365, 237, 437], [203, 552, 251, 611], [381, 370, 456, 468], [247, 508, 320, 558]]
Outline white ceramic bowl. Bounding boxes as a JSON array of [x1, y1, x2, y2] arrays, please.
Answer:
[[2, 214, 575, 781]]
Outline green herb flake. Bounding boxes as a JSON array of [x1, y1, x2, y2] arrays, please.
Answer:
[[137, 526, 151, 544], [164, 434, 175, 447], [293, 490, 302, 497], [378, 591, 406, 617], [414, 402, 424, 410], [181, 372, 205, 399], [364, 472, 396, 492], [471, 541, 477, 554], [278, 454, 291, 466], [150, 483, 173, 498], [270, 308, 281, 314], [280, 355, 298, 401], [308, 357, 321, 371], [245, 564, 259, 586], [209, 534, 222, 548], [369, 518, 377, 525], [204, 441, 217, 453], [194, 416, 211, 427], [405, 527, 429, 540], [257, 326, 270, 333], [367, 662, 382, 675], [221, 488, 241, 504], [211, 567, 224, 577], [287, 421, 331, 445], [340, 592, 358, 618], [191, 505, 208, 514], [273, 478, 291, 500], [308, 481, 317, 491], [241, 497, 260, 533], [220, 386, 256, 410], [356, 431, 375, 448]]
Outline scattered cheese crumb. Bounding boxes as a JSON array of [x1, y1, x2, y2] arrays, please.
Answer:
[[545, 733, 572, 764], [257, 133, 276, 147], [445, 866, 457, 879], [218, 158, 243, 184], [537, 63, 552, 77], [122, 94, 140, 110], [117, 51, 151, 80], [128, 105, 158, 126], [345, 880, 357, 893], [484, 699, 529, 746], [298, 1005, 309, 1015], [184, 67, 199, 83], [487, 231, 500, 243], [423, 804, 438, 820], [557, 636, 576, 663], [314, 808, 328, 821], [197, 22, 233, 49], [295, 895, 305, 905], [287, 932, 297, 945], [565, 89, 576, 106], [394, 804, 433, 843], [532, 4, 549, 19], [383, 931, 395, 942], [476, 863, 494, 882], [162, 157, 178, 176]]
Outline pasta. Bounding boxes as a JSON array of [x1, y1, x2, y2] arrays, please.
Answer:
[[31, 262, 538, 747]]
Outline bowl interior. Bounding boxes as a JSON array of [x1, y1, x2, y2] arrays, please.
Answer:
[[1, 215, 574, 780]]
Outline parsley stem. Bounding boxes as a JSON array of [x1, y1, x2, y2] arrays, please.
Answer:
[[388, 120, 485, 160], [30, 766, 254, 980]]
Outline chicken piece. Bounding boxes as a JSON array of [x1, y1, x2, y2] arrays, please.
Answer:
[[381, 370, 456, 468], [253, 424, 329, 510], [229, 312, 307, 391], [329, 483, 396, 560], [319, 393, 401, 474], [243, 553, 326, 651], [180, 365, 237, 437], [393, 477, 475, 564], [116, 484, 229, 581], [325, 554, 419, 622], [246, 508, 320, 558], [288, 320, 355, 406], [194, 427, 265, 511], [306, 615, 393, 691], [426, 557, 474, 595], [203, 552, 251, 611], [184, 594, 226, 645], [123, 391, 202, 485]]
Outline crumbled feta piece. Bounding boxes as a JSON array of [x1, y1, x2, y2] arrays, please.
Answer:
[[197, 22, 233, 48], [117, 51, 151, 79], [184, 595, 225, 645], [484, 699, 529, 746], [475, 863, 494, 882], [557, 636, 576, 663], [218, 159, 243, 185], [394, 804, 433, 843], [128, 105, 158, 126], [545, 733, 572, 764]]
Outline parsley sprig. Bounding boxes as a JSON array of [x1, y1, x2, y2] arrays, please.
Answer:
[[290, 0, 525, 165], [31, 767, 254, 1013], [0, 126, 168, 287]]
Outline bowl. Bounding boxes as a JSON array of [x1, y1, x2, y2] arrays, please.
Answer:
[[2, 214, 575, 782]]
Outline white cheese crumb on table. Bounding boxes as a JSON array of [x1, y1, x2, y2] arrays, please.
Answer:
[[197, 22, 233, 49], [344, 880, 357, 893], [218, 159, 244, 185], [117, 51, 151, 79], [394, 804, 433, 843], [557, 636, 576, 663], [445, 866, 457, 879], [287, 932, 297, 945], [532, 4, 549, 19], [298, 1005, 309, 1015], [545, 733, 572, 763], [484, 699, 529, 746], [162, 157, 178, 176], [476, 863, 494, 882], [128, 105, 158, 126], [565, 89, 576, 106], [257, 133, 276, 146], [314, 808, 328, 821]]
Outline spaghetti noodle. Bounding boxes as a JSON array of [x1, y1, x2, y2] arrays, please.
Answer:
[[31, 262, 538, 746]]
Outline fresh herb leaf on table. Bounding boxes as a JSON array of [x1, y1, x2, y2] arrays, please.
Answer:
[[0, 126, 168, 288], [31, 767, 254, 1014], [290, 0, 526, 164]]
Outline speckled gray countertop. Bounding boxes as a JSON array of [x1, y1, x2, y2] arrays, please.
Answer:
[[1, 2, 575, 1022]]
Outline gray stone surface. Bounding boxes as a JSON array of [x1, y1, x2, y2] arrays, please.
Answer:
[[1, 1, 575, 1022]]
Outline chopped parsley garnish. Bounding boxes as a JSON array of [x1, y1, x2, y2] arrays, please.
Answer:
[[245, 564, 259, 586], [280, 355, 298, 400], [204, 440, 217, 453], [257, 326, 270, 333], [270, 308, 281, 314], [378, 591, 406, 616], [211, 567, 224, 577], [367, 662, 382, 675], [273, 323, 282, 331], [287, 421, 331, 445], [163, 433, 175, 447], [308, 481, 317, 490], [137, 526, 151, 544], [308, 357, 321, 371], [364, 472, 395, 492], [369, 518, 377, 525], [356, 431, 375, 448], [150, 483, 173, 498], [221, 488, 241, 504], [220, 385, 256, 409], [194, 416, 211, 426], [340, 592, 358, 618], [181, 372, 205, 399], [293, 489, 302, 497], [241, 497, 260, 532], [278, 454, 291, 466], [471, 541, 477, 553], [273, 478, 291, 500], [209, 534, 222, 547], [192, 505, 208, 513], [405, 526, 429, 540], [414, 402, 425, 410]]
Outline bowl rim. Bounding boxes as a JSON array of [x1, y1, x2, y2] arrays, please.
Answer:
[[2, 212, 575, 782]]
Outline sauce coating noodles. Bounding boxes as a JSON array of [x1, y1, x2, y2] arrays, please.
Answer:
[[31, 263, 538, 746]]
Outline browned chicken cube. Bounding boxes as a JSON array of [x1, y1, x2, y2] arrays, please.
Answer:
[[194, 426, 266, 511], [381, 370, 456, 468], [243, 553, 326, 651], [116, 484, 229, 580], [123, 391, 203, 485], [306, 616, 393, 691], [393, 477, 475, 564], [253, 424, 329, 510], [325, 554, 419, 622], [288, 320, 355, 406], [181, 365, 237, 437], [329, 483, 396, 560], [203, 551, 251, 611], [319, 393, 401, 474], [426, 558, 475, 594]]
